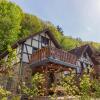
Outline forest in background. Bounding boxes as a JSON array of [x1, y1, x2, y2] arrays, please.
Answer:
[[0, 0, 100, 53]]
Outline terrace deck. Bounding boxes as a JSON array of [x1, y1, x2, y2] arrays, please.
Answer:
[[30, 47, 78, 71]]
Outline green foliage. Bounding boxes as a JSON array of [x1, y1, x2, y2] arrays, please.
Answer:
[[0, 46, 18, 99], [19, 13, 44, 38], [57, 25, 63, 34], [0, 0, 23, 52], [50, 70, 79, 97], [22, 73, 45, 98], [50, 68, 100, 100], [89, 42, 100, 51], [92, 79, 100, 98], [0, 1, 100, 99], [0, 86, 11, 100], [79, 67, 93, 100], [11, 95, 20, 100], [0, 46, 17, 76], [45, 21, 63, 43], [60, 73, 79, 96], [61, 36, 81, 51], [79, 74, 91, 100], [0, 0, 100, 53]]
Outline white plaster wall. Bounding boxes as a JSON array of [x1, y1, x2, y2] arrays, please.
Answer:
[[32, 32, 56, 48], [23, 45, 27, 52], [27, 46, 32, 54], [51, 41, 55, 47], [22, 53, 29, 63], [25, 38, 31, 45], [32, 40, 38, 48], [23, 45, 33, 54], [33, 35, 39, 40], [22, 32, 57, 63]]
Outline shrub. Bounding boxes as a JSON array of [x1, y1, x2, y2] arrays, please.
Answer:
[[22, 73, 45, 98], [92, 79, 100, 98], [0, 86, 11, 100], [60, 74, 79, 96], [79, 74, 91, 100]]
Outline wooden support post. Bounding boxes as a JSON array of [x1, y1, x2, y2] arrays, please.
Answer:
[[44, 66, 49, 96]]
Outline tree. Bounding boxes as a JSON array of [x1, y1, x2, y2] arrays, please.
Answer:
[[57, 25, 64, 35], [0, 0, 23, 52], [60, 36, 80, 51], [19, 13, 44, 38], [44, 21, 63, 43]]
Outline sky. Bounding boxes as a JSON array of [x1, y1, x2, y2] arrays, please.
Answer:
[[10, 0, 100, 42]]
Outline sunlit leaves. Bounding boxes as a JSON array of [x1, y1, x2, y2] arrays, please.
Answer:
[[19, 13, 44, 38], [60, 73, 79, 96], [22, 73, 45, 98], [0, 0, 23, 52], [0, 86, 11, 100], [92, 79, 100, 98]]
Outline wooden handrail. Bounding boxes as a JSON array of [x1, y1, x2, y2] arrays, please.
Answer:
[[30, 47, 77, 65]]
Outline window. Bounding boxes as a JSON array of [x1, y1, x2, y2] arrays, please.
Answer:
[[32, 47, 38, 52], [41, 36, 49, 45]]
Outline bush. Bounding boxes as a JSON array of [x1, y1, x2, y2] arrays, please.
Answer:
[[92, 79, 100, 98], [60, 74, 79, 96], [22, 73, 45, 98], [0, 86, 11, 100]]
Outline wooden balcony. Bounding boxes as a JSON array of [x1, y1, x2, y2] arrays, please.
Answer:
[[30, 47, 78, 70]]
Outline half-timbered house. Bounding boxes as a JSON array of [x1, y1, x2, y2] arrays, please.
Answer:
[[0, 29, 78, 94], [69, 44, 94, 75]]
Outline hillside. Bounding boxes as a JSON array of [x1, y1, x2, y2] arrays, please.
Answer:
[[0, 0, 100, 53]]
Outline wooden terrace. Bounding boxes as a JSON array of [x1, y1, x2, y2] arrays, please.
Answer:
[[30, 47, 78, 72]]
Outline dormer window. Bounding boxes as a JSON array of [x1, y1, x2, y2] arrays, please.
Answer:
[[41, 36, 49, 45]]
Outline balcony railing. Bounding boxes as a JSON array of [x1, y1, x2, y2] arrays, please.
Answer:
[[30, 47, 77, 67]]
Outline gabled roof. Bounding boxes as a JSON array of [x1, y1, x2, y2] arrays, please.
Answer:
[[92, 52, 100, 65], [68, 44, 94, 58], [0, 29, 61, 60]]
